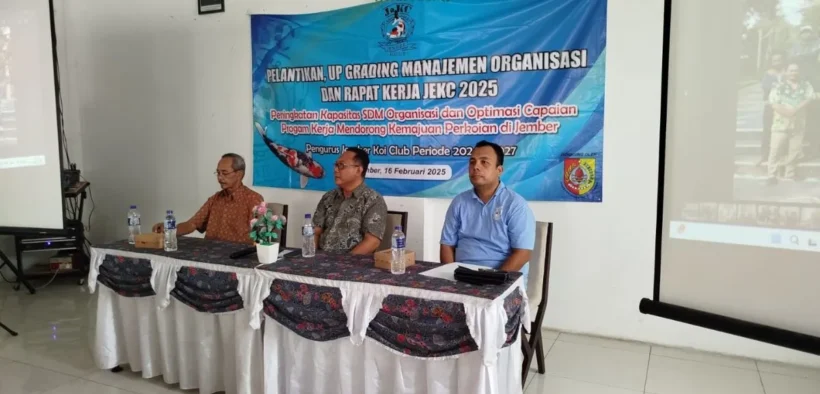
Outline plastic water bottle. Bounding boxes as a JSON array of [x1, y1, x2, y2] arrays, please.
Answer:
[[163, 210, 178, 252], [127, 205, 141, 244], [302, 214, 316, 257], [391, 225, 406, 274]]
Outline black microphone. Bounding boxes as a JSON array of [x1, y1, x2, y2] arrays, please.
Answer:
[[229, 247, 257, 259]]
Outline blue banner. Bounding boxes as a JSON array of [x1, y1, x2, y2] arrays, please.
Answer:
[[251, 0, 606, 202]]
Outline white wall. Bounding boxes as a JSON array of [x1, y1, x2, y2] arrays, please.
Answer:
[[54, 0, 820, 367]]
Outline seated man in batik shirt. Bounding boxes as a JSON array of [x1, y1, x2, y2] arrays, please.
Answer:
[[312, 148, 388, 254]]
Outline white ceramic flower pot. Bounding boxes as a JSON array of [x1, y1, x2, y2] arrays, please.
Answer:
[[256, 243, 280, 265]]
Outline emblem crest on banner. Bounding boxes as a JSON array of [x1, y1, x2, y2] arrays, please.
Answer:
[[379, 3, 416, 54], [563, 157, 596, 196]]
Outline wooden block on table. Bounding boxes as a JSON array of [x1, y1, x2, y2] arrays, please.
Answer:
[[374, 249, 416, 270], [135, 233, 163, 249]]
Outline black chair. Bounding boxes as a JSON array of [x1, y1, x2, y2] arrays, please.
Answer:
[[378, 211, 408, 251], [521, 222, 554, 386]]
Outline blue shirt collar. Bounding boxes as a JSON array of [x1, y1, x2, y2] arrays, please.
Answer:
[[471, 181, 506, 204]]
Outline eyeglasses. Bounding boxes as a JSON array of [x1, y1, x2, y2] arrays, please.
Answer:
[[214, 170, 238, 177], [334, 163, 360, 170]]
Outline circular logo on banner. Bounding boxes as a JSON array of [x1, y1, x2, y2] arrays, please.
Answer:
[[563, 157, 596, 196], [379, 3, 416, 54]]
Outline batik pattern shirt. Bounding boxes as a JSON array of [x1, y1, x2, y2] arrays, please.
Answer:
[[769, 81, 815, 133], [313, 183, 387, 252], [189, 185, 263, 245]]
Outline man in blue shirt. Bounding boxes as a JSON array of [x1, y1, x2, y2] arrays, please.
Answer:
[[440, 140, 536, 283]]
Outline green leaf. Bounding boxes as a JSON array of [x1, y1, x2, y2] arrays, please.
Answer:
[[250, 232, 257, 240], [272, 233, 279, 240]]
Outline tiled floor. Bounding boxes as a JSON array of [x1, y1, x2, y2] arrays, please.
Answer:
[[524, 331, 820, 394], [0, 278, 818, 394]]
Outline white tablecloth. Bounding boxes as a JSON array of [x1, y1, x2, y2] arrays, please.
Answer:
[[253, 268, 529, 367], [92, 285, 265, 394], [263, 315, 523, 394], [89, 246, 526, 394], [89, 248, 265, 394]]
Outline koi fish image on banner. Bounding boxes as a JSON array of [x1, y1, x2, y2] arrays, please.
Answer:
[[254, 122, 325, 189]]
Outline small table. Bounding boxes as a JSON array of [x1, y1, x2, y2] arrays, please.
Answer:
[[10, 181, 91, 293]]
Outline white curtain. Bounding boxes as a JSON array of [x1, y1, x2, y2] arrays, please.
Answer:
[[92, 285, 264, 394], [262, 316, 523, 394]]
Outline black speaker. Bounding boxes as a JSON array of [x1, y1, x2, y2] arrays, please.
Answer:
[[62, 168, 80, 189]]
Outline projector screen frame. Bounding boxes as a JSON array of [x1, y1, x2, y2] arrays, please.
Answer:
[[0, 0, 68, 236], [639, 0, 820, 357]]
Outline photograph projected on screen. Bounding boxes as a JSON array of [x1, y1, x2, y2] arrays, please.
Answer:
[[668, 0, 820, 253], [657, 0, 820, 340], [734, 1, 820, 200]]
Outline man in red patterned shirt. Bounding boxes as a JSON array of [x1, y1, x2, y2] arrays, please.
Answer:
[[152, 153, 263, 244]]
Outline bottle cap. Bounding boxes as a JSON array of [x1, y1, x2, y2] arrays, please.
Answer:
[[394, 225, 402, 230], [130, 205, 137, 209], [305, 213, 311, 218], [167, 210, 173, 214]]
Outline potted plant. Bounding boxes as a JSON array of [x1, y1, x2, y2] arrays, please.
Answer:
[[250, 202, 286, 264]]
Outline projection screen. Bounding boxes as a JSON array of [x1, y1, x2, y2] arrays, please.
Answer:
[[643, 0, 820, 353], [0, 0, 64, 231]]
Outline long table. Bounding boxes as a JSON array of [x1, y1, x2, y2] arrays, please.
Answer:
[[88, 238, 528, 394]]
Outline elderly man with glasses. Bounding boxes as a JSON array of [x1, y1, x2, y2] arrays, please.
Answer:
[[312, 147, 387, 254], [151, 153, 263, 244]]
